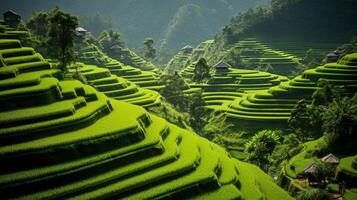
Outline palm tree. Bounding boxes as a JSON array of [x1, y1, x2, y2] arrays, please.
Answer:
[[322, 95, 357, 151]]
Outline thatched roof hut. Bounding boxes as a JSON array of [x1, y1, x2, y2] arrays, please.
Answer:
[[321, 153, 340, 164], [181, 45, 194, 53], [326, 52, 338, 62], [3, 10, 21, 27], [303, 162, 318, 174], [74, 27, 88, 37], [214, 61, 231, 71]]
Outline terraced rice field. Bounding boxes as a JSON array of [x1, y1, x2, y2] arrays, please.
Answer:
[[72, 63, 161, 108], [181, 64, 288, 109], [165, 49, 192, 73], [118, 47, 158, 71], [263, 40, 341, 59], [76, 42, 164, 91], [221, 53, 357, 129], [166, 40, 214, 73], [0, 25, 292, 199], [231, 39, 301, 76]]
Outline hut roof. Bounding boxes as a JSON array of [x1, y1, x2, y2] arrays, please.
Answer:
[[181, 45, 193, 50], [321, 153, 340, 164], [3, 10, 19, 17], [214, 61, 231, 69], [334, 49, 344, 55], [303, 162, 317, 174], [327, 52, 338, 57], [75, 27, 87, 32], [110, 44, 123, 50]]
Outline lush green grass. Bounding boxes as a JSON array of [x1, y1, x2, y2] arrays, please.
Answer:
[[285, 138, 323, 178], [73, 63, 161, 108], [0, 33, 293, 199], [236, 160, 293, 200], [229, 149, 249, 160], [182, 66, 287, 108], [226, 39, 301, 76], [327, 183, 339, 193], [75, 42, 163, 91], [0, 39, 21, 49], [186, 184, 243, 200], [344, 189, 357, 200], [337, 155, 357, 176]]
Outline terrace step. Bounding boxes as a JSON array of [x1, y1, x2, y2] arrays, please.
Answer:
[[0, 113, 168, 199], [0, 100, 146, 173], [125, 138, 221, 199], [0, 47, 35, 58], [0, 77, 60, 112], [68, 129, 202, 199], [3, 54, 42, 65], [0, 39, 21, 50]]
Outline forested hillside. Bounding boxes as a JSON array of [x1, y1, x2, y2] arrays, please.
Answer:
[[218, 0, 357, 45], [167, 0, 357, 75], [0, 0, 269, 54]]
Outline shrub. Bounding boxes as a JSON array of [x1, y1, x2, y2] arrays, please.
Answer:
[[296, 188, 329, 200]]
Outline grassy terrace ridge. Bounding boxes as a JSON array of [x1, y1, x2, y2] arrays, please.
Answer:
[[218, 53, 357, 130], [0, 32, 292, 198], [181, 64, 288, 108], [172, 38, 301, 77], [75, 43, 164, 91], [72, 63, 161, 108], [262, 40, 341, 59], [227, 39, 301, 76]]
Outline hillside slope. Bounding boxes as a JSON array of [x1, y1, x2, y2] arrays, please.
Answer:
[[0, 21, 292, 200], [0, 0, 270, 52]]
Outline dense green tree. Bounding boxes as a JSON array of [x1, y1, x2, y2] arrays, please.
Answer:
[[188, 91, 208, 133], [143, 37, 156, 60], [222, 25, 240, 44], [288, 99, 315, 141], [314, 160, 336, 182], [312, 81, 338, 107], [322, 95, 357, 153], [192, 58, 211, 83], [245, 130, 280, 170], [27, 11, 49, 37], [309, 81, 340, 130], [98, 29, 125, 53], [293, 49, 321, 76], [201, 112, 234, 140], [159, 72, 189, 111], [47, 7, 79, 73], [26, 11, 51, 56], [224, 47, 243, 68], [218, 0, 357, 49], [269, 134, 302, 174]]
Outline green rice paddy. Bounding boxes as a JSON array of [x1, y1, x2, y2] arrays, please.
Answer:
[[0, 21, 292, 199]]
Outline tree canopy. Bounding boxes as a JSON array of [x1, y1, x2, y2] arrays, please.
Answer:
[[245, 130, 281, 170], [192, 58, 211, 83], [143, 37, 156, 60], [47, 7, 79, 73]]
